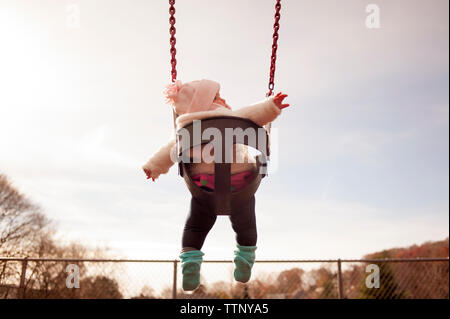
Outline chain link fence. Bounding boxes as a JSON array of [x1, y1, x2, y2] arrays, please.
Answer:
[[0, 257, 448, 299]]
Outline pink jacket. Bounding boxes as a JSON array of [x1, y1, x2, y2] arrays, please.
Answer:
[[142, 97, 281, 180]]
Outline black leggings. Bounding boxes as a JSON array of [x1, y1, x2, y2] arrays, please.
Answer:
[[182, 195, 257, 250]]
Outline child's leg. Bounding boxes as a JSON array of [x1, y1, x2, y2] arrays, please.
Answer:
[[180, 196, 216, 291], [229, 195, 257, 246], [181, 196, 217, 251], [229, 195, 257, 283]]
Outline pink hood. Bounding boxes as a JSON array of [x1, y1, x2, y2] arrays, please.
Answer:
[[164, 79, 230, 115]]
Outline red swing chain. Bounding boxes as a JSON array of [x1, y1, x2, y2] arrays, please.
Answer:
[[169, 0, 177, 83], [267, 0, 282, 97], [169, 0, 179, 134], [265, 0, 281, 155]]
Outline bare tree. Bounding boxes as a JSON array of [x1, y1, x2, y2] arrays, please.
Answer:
[[0, 174, 53, 257]]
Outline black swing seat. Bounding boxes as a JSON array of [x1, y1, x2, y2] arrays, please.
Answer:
[[176, 116, 270, 215]]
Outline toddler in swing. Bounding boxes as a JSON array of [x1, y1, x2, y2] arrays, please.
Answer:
[[142, 79, 289, 291]]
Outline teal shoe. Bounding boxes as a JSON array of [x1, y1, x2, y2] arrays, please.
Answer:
[[180, 250, 204, 291], [233, 245, 257, 283]]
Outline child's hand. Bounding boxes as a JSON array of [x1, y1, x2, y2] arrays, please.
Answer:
[[273, 92, 290, 110], [142, 167, 155, 182]]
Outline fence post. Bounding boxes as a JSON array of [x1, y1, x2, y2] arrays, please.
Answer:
[[172, 260, 178, 299], [337, 259, 344, 299], [19, 257, 28, 299]]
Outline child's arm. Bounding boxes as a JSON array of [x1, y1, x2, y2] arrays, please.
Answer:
[[142, 139, 177, 181], [233, 92, 290, 126]]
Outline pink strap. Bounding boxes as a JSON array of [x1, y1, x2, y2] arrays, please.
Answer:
[[191, 170, 255, 192]]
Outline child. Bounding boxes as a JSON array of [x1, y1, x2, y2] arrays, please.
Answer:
[[142, 79, 289, 290]]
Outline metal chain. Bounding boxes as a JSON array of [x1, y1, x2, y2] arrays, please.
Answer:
[[169, 0, 177, 83], [169, 0, 179, 135], [267, 0, 281, 97], [265, 0, 282, 157]]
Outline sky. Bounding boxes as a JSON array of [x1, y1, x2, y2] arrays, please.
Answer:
[[0, 0, 448, 262]]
